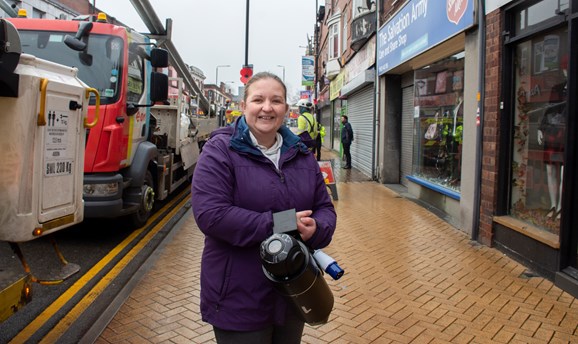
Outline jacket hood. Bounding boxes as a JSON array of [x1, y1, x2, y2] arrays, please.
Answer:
[[210, 116, 309, 156]]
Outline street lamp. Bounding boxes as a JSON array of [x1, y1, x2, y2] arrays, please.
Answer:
[[277, 65, 285, 82], [215, 65, 230, 88]]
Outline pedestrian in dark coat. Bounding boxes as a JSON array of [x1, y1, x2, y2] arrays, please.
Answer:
[[191, 72, 337, 344], [341, 115, 354, 169]]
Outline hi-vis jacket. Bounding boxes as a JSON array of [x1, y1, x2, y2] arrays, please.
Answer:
[[297, 111, 318, 139]]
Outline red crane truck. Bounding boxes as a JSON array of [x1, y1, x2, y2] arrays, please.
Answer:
[[7, 13, 202, 228]]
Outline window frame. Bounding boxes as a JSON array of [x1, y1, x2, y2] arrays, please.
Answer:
[[127, 46, 146, 104], [499, 0, 572, 225], [342, 12, 348, 55], [327, 14, 341, 60]]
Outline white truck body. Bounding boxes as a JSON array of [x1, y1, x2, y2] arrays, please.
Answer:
[[0, 54, 91, 242]]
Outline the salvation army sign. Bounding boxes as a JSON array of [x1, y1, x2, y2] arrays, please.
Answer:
[[377, 0, 474, 75], [447, 0, 467, 24]]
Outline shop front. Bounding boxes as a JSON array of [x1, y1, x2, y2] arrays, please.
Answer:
[[376, 0, 477, 227], [340, 38, 377, 177], [317, 88, 332, 151], [483, 0, 578, 298], [329, 72, 346, 152]]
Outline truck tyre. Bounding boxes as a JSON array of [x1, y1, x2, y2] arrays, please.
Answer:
[[129, 170, 155, 228]]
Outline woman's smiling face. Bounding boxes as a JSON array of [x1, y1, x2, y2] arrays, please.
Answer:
[[241, 76, 288, 146]]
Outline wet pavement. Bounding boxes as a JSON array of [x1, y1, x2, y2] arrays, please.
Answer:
[[95, 148, 578, 344], [319, 148, 373, 184]]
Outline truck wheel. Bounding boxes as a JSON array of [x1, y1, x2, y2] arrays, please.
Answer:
[[130, 170, 155, 228]]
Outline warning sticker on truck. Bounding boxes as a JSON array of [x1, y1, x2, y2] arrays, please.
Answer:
[[44, 110, 73, 177], [45, 160, 73, 176]]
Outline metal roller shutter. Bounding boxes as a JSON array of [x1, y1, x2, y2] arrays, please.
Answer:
[[400, 86, 414, 186], [347, 86, 374, 177]]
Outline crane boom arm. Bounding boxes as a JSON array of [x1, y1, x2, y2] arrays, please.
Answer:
[[128, 0, 210, 113], [0, 0, 18, 17]]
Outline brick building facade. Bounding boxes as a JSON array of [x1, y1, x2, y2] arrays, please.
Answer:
[[479, 10, 503, 247]]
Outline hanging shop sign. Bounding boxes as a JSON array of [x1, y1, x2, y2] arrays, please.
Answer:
[[377, 0, 475, 75], [351, 10, 377, 52], [302, 56, 315, 86], [330, 71, 345, 101], [300, 90, 312, 100]]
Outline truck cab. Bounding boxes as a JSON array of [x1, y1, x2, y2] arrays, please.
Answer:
[[8, 16, 169, 227]]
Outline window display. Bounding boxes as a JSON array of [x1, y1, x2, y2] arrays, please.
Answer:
[[510, 27, 568, 235], [332, 100, 346, 150], [412, 53, 464, 192]]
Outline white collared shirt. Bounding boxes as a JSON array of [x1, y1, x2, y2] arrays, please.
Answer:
[[250, 132, 283, 169]]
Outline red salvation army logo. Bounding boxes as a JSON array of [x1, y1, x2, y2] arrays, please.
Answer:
[[447, 0, 467, 25]]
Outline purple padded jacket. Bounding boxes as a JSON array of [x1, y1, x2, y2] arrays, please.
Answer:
[[191, 116, 336, 331]]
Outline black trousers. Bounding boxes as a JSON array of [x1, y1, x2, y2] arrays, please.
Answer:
[[213, 318, 305, 344], [343, 142, 351, 167], [314, 137, 322, 161]]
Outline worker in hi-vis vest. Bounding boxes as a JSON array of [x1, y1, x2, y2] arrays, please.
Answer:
[[296, 99, 318, 152]]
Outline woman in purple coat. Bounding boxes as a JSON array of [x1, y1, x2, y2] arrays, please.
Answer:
[[191, 72, 337, 344]]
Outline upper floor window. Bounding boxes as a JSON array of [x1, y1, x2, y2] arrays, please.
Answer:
[[327, 11, 341, 61], [329, 22, 340, 60], [32, 8, 45, 18], [342, 12, 348, 54], [352, 0, 374, 18]]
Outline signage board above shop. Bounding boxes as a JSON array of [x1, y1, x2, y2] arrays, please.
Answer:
[[351, 10, 377, 52], [377, 0, 475, 75]]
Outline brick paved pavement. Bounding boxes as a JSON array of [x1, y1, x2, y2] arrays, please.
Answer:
[[96, 149, 578, 344]]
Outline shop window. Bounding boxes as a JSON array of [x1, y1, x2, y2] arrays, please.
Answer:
[[333, 100, 347, 150], [412, 53, 464, 193], [510, 26, 568, 235], [514, 0, 569, 35]]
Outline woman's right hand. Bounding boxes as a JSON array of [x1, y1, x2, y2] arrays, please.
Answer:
[[537, 130, 544, 145], [296, 210, 316, 242]]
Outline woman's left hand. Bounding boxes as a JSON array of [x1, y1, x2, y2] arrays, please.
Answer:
[[296, 210, 316, 242]]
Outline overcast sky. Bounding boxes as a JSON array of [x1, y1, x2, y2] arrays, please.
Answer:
[[97, 0, 317, 101]]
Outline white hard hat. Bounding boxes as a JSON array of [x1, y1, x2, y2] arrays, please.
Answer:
[[296, 99, 312, 109]]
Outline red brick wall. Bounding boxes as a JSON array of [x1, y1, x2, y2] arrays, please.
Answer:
[[479, 10, 503, 246]]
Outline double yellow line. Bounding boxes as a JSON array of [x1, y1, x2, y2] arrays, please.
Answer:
[[10, 189, 190, 344]]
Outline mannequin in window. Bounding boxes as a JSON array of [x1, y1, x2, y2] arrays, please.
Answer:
[[538, 63, 567, 220]]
